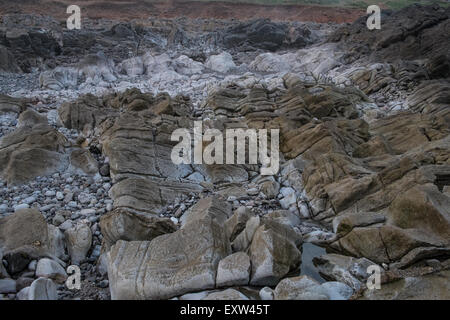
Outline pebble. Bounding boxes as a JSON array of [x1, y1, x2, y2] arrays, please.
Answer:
[[14, 203, 30, 211]]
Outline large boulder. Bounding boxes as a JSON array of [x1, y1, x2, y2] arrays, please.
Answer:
[[0, 122, 69, 185], [100, 208, 176, 249], [0, 209, 57, 275], [249, 219, 303, 286], [107, 197, 231, 299]]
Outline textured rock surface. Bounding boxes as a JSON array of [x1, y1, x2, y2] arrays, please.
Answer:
[[0, 4, 449, 301], [107, 197, 231, 299], [216, 252, 251, 287]]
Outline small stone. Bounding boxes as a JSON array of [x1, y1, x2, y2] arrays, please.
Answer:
[[59, 220, 74, 231], [36, 258, 68, 284], [56, 192, 64, 200], [14, 204, 30, 211], [65, 223, 92, 265], [28, 260, 37, 271], [28, 278, 58, 300], [45, 191, 56, 197], [259, 287, 274, 300], [16, 287, 30, 300], [0, 279, 16, 294], [0, 204, 9, 214], [22, 196, 36, 205], [80, 208, 96, 216]]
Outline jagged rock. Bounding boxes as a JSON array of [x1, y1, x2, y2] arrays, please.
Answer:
[[109, 177, 201, 215], [224, 19, 287, 51], [118, 56, 144, 76], [17, 109, 47, 128], [249, 53, 291, 73], [58, 93, 118, 132], [388, 184, 450, 244], [107, 212, 231, 299], [28, 277, 58, 300], [173, 55, 204, 75], [0, 95, 29, 115], [64, 223, 92, 265], [100, 208, 176, 249], [265, 210, 301, 228], [232, 216, 260, 252], [312, 254, 376, 291], [205, 52, 236, 73], [249, 219, 302, 286], [329, 5, 450, 61], [69, 149, 98, 175], [39, 67, 78, 90], [216, 252, 251, 287], [180, 197, 232, 227], [0, 45, 21, 73], [224, 207, 252, 242], [259, 180, 280, 199], [78, 52, 117, 82], [406, 80, 450, 118], [35, 258, 67, 284]]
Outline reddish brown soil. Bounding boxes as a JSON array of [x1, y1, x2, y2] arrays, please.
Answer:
[[0, 0, 365, 23]]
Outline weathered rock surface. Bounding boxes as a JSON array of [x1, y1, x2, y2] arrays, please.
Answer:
[[107, 197, 231, 300], [274, 275, 353, 300], [28, 277, 58, 300], [249, 219, 303, 286], [0, 121, 69, 185], [216, 252, 251, 287], [0, 209, 58, 274], [64, 223, 92, 265], [361, 270, 450, 300], [35, 258, 67, 284]]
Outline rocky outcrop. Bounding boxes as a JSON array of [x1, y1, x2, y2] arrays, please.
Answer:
[[0, 209, 61, 275], [107, 197, 231, 300], [0, 120, 69, 185]]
